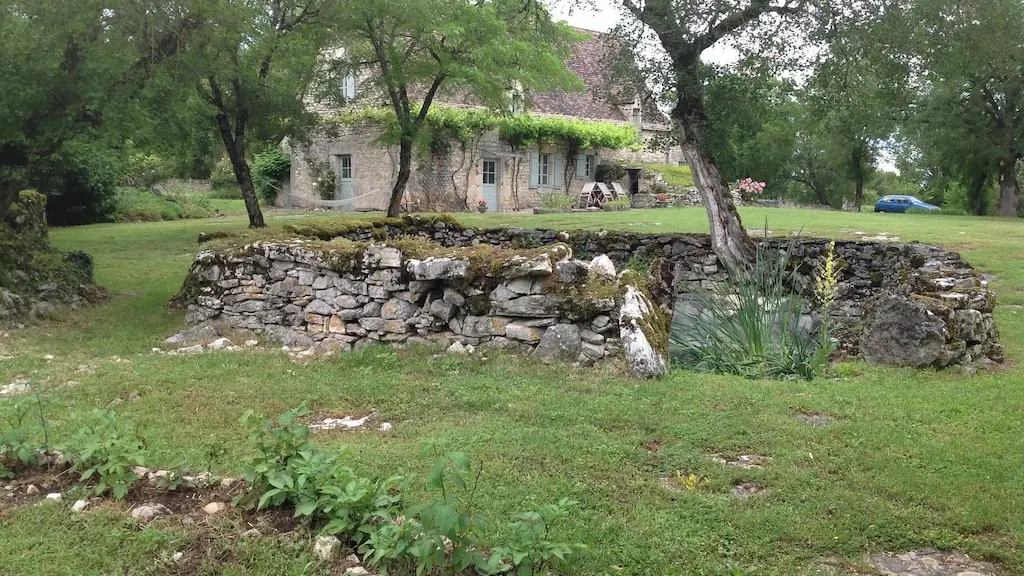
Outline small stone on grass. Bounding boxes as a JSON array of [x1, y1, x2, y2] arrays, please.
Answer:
[[313, 535, 341, 562], [203, 501, 228, 515]]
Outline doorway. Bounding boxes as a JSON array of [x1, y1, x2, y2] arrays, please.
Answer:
[[481, 158, 499, 210]]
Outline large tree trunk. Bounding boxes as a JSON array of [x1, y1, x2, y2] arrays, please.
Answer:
[[969, 171, 988, 215], [677, 114, 754, 271], [214, 116, 264, 228], [386, 138, 414, 217], [0, 180, 20, 223], [997, 158, 1020, 217]]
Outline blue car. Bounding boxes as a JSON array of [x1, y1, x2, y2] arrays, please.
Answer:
[[874, 195, 939, 213]]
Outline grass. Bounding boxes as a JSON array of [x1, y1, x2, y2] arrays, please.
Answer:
[[642, 163, 695, 188], [113, 187, 248, 222], [1, 206, 1023, 575]]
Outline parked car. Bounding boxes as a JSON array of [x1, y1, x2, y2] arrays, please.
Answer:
[[874, 195, 939, 213]]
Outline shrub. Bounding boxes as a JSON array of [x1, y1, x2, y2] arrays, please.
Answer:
[[252, 148, 290, 204], [602, 198, 631, 211], [539, 192, 577, 211], [0, 397, 46, 479], [238, 406, 402, 537], [670, 241, 829, 380], [210, 156, 237, 190], [60, 409, 146, 499], [33, 139, 123, 226], [207, 186, 244, 200]]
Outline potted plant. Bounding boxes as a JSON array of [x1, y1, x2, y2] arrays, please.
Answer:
[[477, 199, 488, 213]]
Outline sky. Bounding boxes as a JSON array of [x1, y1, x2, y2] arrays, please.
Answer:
[[551, 0, 740, 65]]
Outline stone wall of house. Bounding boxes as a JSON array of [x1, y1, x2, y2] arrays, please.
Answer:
[[178, 239, 669, 377], [207, 217, 1001, 369], [287, 124, 685, 213]]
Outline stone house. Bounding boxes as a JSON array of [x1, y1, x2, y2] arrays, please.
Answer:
[[286, 29, 684, 212]]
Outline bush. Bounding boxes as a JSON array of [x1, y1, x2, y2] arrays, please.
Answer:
[[113, 188, 216, 222], [670, 241, 831, 380], [123, 150, 174, 188], [33, 140, 123, 226], [602, 198, 631, 211], [0, 397, 46, 479], [60, 409, 146, 499], [539, 192, 577, 211], [210, 156, 237, 190], [252, 148, 290, 204]]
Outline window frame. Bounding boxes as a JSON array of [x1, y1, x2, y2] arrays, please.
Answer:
[[538, 153, 551, 187]]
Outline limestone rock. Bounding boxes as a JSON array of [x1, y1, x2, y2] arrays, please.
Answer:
[[506, 277, 536, 295], [447, 341, 470, 355], [305, 299, 333, 316], [491, 295, 557, 317], [505, 322, 545, 342], [502, 254, 552, 278], [618, 286, 668, 378], [165, 324, 219, 346], [533, 324, 582, 362], [207, 337, 232, 350], [71, 499, 90, 512], [381, 298, 417, 320], [264, 325, 314, 349], [313, 535, 342, 562], [462, 315, 511, 337], [45, 492, 62, 501], [203, 502, 228, 515], [862, 294, 954, 368], [407, 258, 469, 281], [555, 260, 589, 284], [131, 503, 172, 522], [589, 255, 616, 279], [363, 245, 403, 268]]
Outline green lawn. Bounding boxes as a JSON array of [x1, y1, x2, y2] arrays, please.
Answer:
[[1, 207, 1023, 575]]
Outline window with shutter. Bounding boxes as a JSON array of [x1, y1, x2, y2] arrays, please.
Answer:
[[529, 153, 540, 188], [552, 154, 563, 188], [341, 73, 356, 100]]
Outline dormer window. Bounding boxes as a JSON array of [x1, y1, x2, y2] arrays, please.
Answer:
[[341, 72, 357, 100]]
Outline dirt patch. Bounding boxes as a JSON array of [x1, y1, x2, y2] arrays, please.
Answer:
[[730, 481, 765, 498], [711, 453, 771, 469]]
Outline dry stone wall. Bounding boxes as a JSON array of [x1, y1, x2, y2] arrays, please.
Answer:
[[179, 238, 669, 377], [194, 216, 1001, 369]]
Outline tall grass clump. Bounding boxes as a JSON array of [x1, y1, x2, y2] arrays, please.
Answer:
[[670, 241, 834, 380]]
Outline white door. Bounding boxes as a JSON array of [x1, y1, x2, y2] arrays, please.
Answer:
[[336, 154, 353, 201], [482, 158, 499, 211]]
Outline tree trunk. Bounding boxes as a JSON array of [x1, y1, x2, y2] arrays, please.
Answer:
[[969, 171, 988, 216], [214, 118, 264, 228], [386, 137, 414, 217], [677, 115, 754, 271], [997, 158, 1020, 217], [0, 180, 20, 223], [851, 148, 865, 212]]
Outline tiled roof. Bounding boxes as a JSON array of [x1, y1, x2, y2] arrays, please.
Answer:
[[529, 30, 629, 122]]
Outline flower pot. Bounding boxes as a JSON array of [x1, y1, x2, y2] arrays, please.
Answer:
[[476, 206, 488, 213]]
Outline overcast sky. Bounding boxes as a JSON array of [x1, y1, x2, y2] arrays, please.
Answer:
[[551, 0, 740, 65]]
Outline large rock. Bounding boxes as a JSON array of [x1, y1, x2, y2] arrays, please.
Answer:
[[861, 294, 955, 367], [363, 245, 403, 268], [618, 286, 668, 378], [490, 295, 558, 317], [381, 298, 418, 320], [533, 324, 582, 362], [165, 324, 219, 346], [501, 254, 552, 277], [264, 325, 315, 349], [461, 315, 512, 337], [589, 255, 616, 279], [407, 257, 469, 280], [555, 260, 589, 284]]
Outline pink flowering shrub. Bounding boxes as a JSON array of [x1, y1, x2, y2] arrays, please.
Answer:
[[736, 178, 766, 195]]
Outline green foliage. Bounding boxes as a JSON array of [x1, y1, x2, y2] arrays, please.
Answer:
[[238, 406, 403, 538], [252, 149, 290, 204], [671, 241, 828, 380], [122, 142, 175, 188], [642, 164, 695, 188], [113, 188, 216, 222], [538, 192, 577, 211], [210, 156, 237, 190], [492, 498, 583, 576], [207, 186, 244, 200], [332, 107, 640, 153], [498, 115, 638, 150], [60, 410, 145, 499], [602, 198, 632, 211], [0, 397, 46, 479], [34, 139, 124, 226]]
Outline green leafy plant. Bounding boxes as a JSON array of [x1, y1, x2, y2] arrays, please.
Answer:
[[60, 410, 145, 499], [670, 239, 827, 380], [602, 197, 631, 211], [492, 498, 584, 576], [538, 192, 577, 211], [362, 450, 491, 575], [239, 406, 402, 538], [252, 148, 290, 204], [0, 397, 46, 478]]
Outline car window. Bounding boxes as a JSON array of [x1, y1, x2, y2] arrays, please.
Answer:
[[880, 196, 893, 202]]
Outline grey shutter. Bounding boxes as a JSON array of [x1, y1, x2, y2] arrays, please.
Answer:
[[575, 154, 587, 179], [529, 152, 539, 188], [553, 154, 563, 189]]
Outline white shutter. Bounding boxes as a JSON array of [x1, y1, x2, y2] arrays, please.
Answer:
[[529, 152, 539, 188], [576, 154, 587, 179], [553, 154, 563, 189]]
